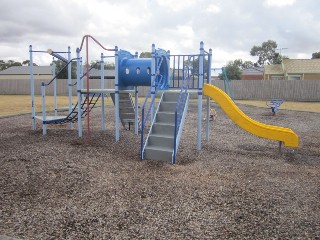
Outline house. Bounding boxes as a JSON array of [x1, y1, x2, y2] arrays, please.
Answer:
[[0, 66, 53, 80], [88, 69, 115, 79], [241, 67, 264, 80], [264, 58, 320, 80]]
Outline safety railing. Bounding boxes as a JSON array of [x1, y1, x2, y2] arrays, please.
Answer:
[[140, 53, 165, 159], [172, 59, 192, 163], [140, 75, 161, 159], [171, 53, 210, 89]]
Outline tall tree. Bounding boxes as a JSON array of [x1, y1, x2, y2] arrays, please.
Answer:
[[250, 40, 282, 66], [0, 60, 23, 71], [312, 52, 320, 59], [233, 59, 254, 70], [220, 60, 242, 80]]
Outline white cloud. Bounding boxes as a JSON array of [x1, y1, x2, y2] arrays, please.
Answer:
[[264, 0, 296, 8], [156, 0, 196, 11], [206, 4, 221, 14], [0, 0, 319, 67]]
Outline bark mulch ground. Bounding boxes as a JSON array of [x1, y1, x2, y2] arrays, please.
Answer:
[[0, 102, 319, 239]]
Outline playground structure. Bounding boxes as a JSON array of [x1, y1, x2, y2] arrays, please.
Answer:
[[29, 35, 299, 163]]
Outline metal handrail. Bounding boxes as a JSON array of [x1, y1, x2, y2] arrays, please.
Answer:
[[140, 55, 165, 159], [44, 58, 78, 86], [173, 60, 192, 163]]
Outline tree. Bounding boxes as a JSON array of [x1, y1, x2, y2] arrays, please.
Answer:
[[233, 59, 254, 70], [139, 52, 151, 58], [0, 60, 23, 71], [312, 52, 320, 59], [52, 59, 76, 79], [0, 60, 6, 71], [90, 60, 115, 70], [219, 60, 242, 80], [22, 60, 38, 66], [250, 40, 282, 66]]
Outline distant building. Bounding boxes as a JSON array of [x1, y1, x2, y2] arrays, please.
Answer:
[[0, 66, 53, 80], [264, 59, 320, 80], [88, 69, 115, 79], [241, 67, 264, 80]]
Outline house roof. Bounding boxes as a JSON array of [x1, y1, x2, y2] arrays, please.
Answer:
[[264, 64, 283, 75], [0, 66, 52, 75], [264, 58, 320, 75], [282, 58, 320, 74], [242, 67, 264, 75], [89, 69, 115, 78]]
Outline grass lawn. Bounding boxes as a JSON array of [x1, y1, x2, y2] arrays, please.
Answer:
[[0, 95, 79, 117], [0, 95, 320, 117], [236, 100, 320, 113]]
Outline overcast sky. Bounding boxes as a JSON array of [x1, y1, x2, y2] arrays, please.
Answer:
[[0, 0, 319, 68]]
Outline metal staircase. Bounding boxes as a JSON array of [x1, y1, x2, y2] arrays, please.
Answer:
[[142, 91, 189, 163], [110, 92, 141, 130]]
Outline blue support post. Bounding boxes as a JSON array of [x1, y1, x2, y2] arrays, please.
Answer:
[[100, 53, 105, 131], [29, 45, 36, 130], [115, 46, 120, 141], [197, 41, 204, 150], [151, 44, 156, 120], [67, 46, 72, 129], [76, 48, 82, 138], [167, 50, 171, 87], [134, 51, 139, 135]]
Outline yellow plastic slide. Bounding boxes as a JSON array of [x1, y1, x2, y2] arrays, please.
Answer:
[[203, 83, 299, 147]]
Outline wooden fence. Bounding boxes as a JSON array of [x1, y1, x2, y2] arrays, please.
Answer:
[[211, 80, 320, 101], [0, 78, 319, 101]]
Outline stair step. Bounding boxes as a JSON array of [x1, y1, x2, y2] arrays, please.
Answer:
[[152, 122, 175, 136], [144, 145, 173, 162], [163, 92, 180, 102], [159, 102, 177, 112], [156, 112, 175, 123], [148, 134, 174, 148]]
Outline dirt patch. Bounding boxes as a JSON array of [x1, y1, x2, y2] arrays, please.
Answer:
[[0, 102, 319, 239]]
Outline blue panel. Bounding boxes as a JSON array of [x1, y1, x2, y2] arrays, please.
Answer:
[[118, 49, 169, 90], [120, 58, 152, 87]]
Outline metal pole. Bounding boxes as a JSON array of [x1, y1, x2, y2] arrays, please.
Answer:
[[101, 53, 105, 131], [76, 48, 82, 138], [86, 37, 91, 144], [135, 86, 138, 135], [114, 46, 120, 141], [29, 45, 36, 130], [134, 51, 139, 135], [80, 57, 84, 90], [197, 41, 204, 150], [278, 141, 282, 154], [151, 44, 156, 120], [41, 82, 47, 135], [68, 46, 72, 129], [205, 48, 212, 141], [167, 50, 170, 87], [52, 59, 57, 116]]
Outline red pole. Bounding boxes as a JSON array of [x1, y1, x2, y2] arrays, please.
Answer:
[[86, 36, 91, 144]]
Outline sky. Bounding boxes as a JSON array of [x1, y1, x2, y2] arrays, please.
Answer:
[[0, 0, 319, 68]]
